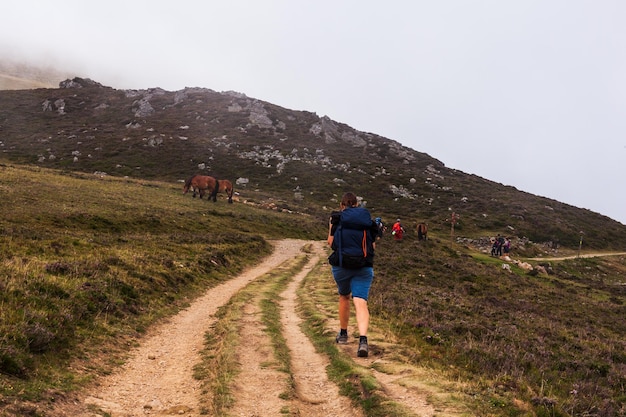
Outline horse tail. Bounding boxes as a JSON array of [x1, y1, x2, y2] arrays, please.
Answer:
[[417, 223, 428, 240], [226, 180, 234, 203]]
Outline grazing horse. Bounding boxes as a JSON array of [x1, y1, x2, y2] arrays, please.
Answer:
[[417, 223, 428, 241], [183, 175, 218, 200], [214, 179, 234, 203]]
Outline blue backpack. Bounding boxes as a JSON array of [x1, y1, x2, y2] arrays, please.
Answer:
[[329, 207, 376, 269]]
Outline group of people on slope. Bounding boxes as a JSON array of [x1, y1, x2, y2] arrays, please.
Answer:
[[374, 218, 425, 242], [491, 234, 511, 257]]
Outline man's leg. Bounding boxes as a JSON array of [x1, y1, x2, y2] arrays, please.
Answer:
[[339, 294, 351, 330], [353, 297, 369, 337]]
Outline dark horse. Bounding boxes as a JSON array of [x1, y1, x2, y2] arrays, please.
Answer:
[[417, 223, 428, 241], [214, 179, 234, 204], [183, 175, 218, 201]]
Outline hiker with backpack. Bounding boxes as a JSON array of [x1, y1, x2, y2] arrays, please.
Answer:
[[503, 237, 511, 255], [496, 234, 505, 256], [327, 192, 378, 358], [374, 217, 386, 240]]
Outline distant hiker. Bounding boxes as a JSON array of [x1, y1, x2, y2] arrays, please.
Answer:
[[503, 238, 511, 255], [391, 219, 405, 241], [374, 217, 386, 240], [491, 234, 505, 256], [327, 192, 378, 358], [497, 234, 505, 256]]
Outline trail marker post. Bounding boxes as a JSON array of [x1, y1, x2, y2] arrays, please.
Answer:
[[450, 212, 459, 240], [578, 231, 584, 258]]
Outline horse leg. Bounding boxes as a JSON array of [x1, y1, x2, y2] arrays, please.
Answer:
[[211, 179, 219, 202]]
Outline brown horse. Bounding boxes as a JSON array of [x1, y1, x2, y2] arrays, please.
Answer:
[[417, 223, 428, 241], [183, 175, 218, 200], [215, 179, 234, 203]]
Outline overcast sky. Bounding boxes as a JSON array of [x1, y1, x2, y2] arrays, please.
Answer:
[[2, 1, 625, 225]]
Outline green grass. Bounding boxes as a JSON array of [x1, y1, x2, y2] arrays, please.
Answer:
[[369, 234, 626, 416], [1, 162, 625, 416], [297, 254, 472, 416], [0, 163, 320, 413], [297, 237, 626, 416]]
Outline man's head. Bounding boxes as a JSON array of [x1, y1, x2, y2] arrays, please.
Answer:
[[340, 192, 358, 209]]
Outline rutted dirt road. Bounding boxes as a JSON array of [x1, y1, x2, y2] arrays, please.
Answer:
[[49, 239, 449, 417], [528, 252, 626, 261]]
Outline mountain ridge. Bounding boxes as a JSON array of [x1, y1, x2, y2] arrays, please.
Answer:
[[1, 72, 624, 250]]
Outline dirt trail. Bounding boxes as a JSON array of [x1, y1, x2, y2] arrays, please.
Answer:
[[528, 251, 626, 261], [53, 239, 310, 416], [50, 239, 443, 417], [227, 240, 361, 416], [280, 242, 355, 414], [52, 239, 368, 416]]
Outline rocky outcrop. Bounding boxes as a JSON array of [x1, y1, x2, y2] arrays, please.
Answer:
[[59, 77, 104, 89]]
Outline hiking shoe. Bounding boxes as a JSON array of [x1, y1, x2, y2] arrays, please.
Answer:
[[336, 332, 348, 344], [357, 340, 369, 357]]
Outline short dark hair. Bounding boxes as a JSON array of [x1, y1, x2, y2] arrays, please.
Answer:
[[341, 192, 358, 208]]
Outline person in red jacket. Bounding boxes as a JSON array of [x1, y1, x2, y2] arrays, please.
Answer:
[[391, 219, 404, 241]]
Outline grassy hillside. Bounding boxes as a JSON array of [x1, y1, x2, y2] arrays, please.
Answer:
[[372, 235, 626, 416], [1, 79, 625, 251], [0, 163, 624, 416], [0, 163, 319, 412], [0, 74, 53, 90], [0, 60, 68, 90]]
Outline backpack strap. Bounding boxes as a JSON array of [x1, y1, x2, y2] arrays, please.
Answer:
[[336, 222, 344, 267], [360, 229, 367, 257]]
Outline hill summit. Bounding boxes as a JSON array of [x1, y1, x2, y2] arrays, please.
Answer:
[[1, 75, 625, 250]]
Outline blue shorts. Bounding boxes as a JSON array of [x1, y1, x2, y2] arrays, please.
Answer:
[[331, 266, 374, 301]]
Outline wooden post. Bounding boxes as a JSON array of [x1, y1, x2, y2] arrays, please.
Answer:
[[578, 231, 584, 258], [451, 212, 457, 240]]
